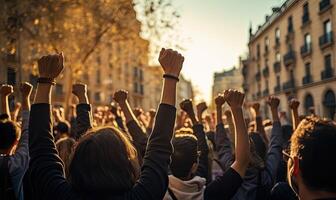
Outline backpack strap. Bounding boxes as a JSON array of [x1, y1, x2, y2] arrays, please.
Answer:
[[167, 188, 178, 200]]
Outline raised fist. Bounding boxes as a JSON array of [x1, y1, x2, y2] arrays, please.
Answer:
[[196, 102, 208, 114], [0, 84, 14, 97], [113, 90, 128, 104], [289, 98, 300, 109], [149, 109, 156, 118], [215, 94, 225, 107], [20, 82, 33, 98], [224, 89, 245, 108], [267, 96, 280, 109], [133, 107, 144, 118], [179, 99, 194, 115], [38, 53, 64, 79], [251, 102, 260, 112], [158, 48, 184, 77], [72, 83, 87, 98]]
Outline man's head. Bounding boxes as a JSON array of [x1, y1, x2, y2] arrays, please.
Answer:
[[55, 121, 70, 136], [170, 128, 198, 180], [288, 116, 336, 197], [0, 119, 20, 154]]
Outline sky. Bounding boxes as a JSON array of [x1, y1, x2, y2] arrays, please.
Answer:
[[170, 0, 286, 103]]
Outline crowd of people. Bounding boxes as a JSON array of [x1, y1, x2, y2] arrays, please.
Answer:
[[0, 48, 336, 200]]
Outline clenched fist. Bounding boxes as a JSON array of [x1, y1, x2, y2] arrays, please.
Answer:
[[196, 102, 208, 114], [215, 94, 225, 107], [38, 53, 64, 79], [72, 83, 87, 98], [224, 89, 245, 109], [289, 98, 300, 109], [267, 96, 280, 109], [158, 48, 184, 77], [20, 82, 33, 98], [133, 107, 144, 118], [113, 90, 128, 104], [0, 85, 14, 97], [179, 99, 194, 115]]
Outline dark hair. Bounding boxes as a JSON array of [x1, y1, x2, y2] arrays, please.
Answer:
[[0, 120, 19, 150], [68, 126, 139, 194], [55, 121, 70, 134], [290, 116, 336, 192], [56, 137, 76, 177], [170, 128, 198, 178]]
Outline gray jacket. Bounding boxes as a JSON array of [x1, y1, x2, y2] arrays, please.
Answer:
[[215, 121, 283, 200]]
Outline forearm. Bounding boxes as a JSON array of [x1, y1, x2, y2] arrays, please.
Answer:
[[22, 97, 31, 111], [216, 107, 222, 125], [161, 79, 177, 106], [1, 96, 11, 119], [271, 108, 280, 122], [231, 107, 249, 177], [291, 108, 300, 130], [187, 111, 199, 125], [119, 100, 137, 124], [34, 84, 52, 104]]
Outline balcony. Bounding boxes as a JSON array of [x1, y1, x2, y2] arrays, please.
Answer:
[[283, 51, 296, 67], [302, 75, 313, 85], [319, 32, 333, 49], [274, 85, 281, 93], [263, 88, 269, 96], [255, 72, 261, 81], [262, 66, 269, 77], [321, 67, 334, 80], [319, 0, 332, 13], [302, 13, 310, 26], [300, 43, 312, 58], [273, 61, 281, 73], [282, 79, 296, 91]]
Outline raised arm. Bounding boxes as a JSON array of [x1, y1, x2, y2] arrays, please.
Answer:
[[289, 98, 300, 131], [196, 101, 207, 124], [251, 102, 269, 146], [29, 53, 80, 199], [114, 90, 148, 158], [11, 82, 32, 174], [12, 102, 22, 122], [264, 96, 283, 183], [146, 109, 156, 134], [0, 84, 14, 120], [180, 99, 209, 178], [131, 48, 184, 199], [72, 83, 93, 139]]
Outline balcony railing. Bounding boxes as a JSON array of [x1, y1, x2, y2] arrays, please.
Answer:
[[255, 72, 261, 81], [319, 31, 333, 49], [283, 51, 296, 66], [282, 79, 296, 91], [263, 88, 269, 96], [302, 75, 313, 85], [302, 13, 310, 26], [273, 62, 281, 73], [300, 43, 312, 57], [321, 67, 334, 80], [274, 85, 281, 93], [320, 0, 331, 13], [262, 66, 269, 77]]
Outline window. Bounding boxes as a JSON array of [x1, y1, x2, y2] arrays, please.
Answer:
[[257, 44, 260, 58], [139, 69, 143, 81], [304, 33, 311, 49], [55, 84, 63, 96], [275, 28, 281, 44], [96, 69, 101, 84], [96, 56, 101, 65], [303, 2, 309, 15], [133, 67, 138, 78], [276, 52, 281, 62], [305, 62, 311, 75], [324, 19, 332, 34], [325, 54, 332, 69], [265, 80, 269, 89], [7, 67, 16, 85], [94, 92, 101, 102], [288, 16, 293, 32], [276, 75, 280, 86], [133, 82, 138, 93], [140, 84, 144, 95], [265, 37, 269, 52]]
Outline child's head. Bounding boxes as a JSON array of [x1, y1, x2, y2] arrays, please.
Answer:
[[170, 128, 199, 180]]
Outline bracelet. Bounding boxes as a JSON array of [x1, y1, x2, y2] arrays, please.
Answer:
[[163, 74, 179, 82], [37, 77, 56, 85]]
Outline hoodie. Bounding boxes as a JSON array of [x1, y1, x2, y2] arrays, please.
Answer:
[[164, 175, 206, 200]]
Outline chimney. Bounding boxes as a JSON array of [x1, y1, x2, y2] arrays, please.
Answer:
[[272, 7, 281, 12]]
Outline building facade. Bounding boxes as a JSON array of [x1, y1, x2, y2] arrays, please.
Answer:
[[143, 65, 163, 111], [244, 0, 336, 119], [177, 75, 194, 108], [211, 67, 242, 110]]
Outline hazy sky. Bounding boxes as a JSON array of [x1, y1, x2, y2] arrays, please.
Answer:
[[172, 0, 286, 102]]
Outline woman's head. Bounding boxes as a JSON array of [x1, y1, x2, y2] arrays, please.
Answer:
[[68, 126, 139, 194], [56, 137, 76, 177], [0, 119, 20, 154]]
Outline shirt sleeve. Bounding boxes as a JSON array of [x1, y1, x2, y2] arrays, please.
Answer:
[[126, 120, 148, 158], [74, 103, 93, 139], [193, 124, 209, 179], [215, 123, 233, 170], [204, 167, 243, 200]]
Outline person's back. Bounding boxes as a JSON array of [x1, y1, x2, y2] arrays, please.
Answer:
[[286, 116, 336, 200]]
